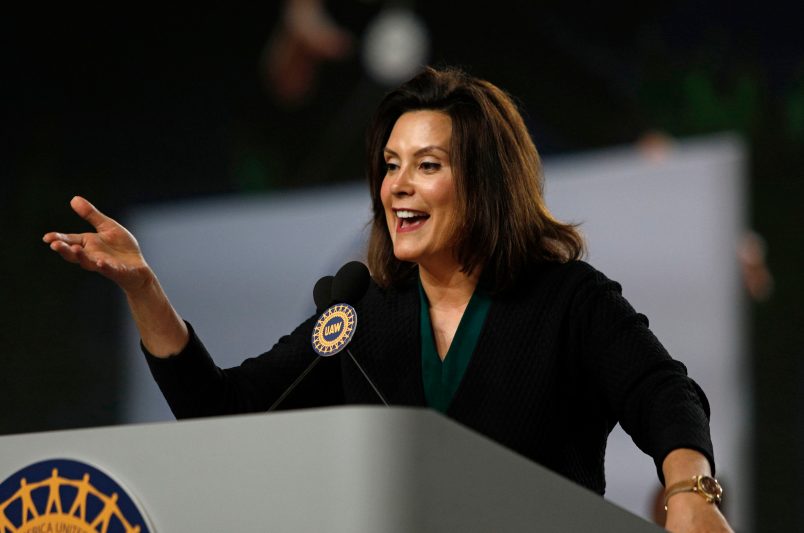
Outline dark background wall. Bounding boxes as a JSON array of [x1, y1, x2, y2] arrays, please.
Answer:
[[2, 3, 802, 530]]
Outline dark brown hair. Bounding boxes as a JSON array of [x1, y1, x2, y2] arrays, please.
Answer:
[[366, 66, 585, 293]]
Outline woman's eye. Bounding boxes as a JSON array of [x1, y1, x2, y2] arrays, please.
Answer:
[[385, 162, 398, 172], [420, 161, 441, 172]]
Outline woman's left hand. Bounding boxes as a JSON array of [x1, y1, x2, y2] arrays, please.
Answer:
[[664, 492, 733, 533]]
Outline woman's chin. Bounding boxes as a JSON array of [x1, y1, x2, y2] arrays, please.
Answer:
[[393, 249, 420, 264]]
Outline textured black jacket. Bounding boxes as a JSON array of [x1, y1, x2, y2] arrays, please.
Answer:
[[145, 260, 714, 494]]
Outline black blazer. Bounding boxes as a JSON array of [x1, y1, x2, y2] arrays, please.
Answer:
[[146, 260, 714, 494]]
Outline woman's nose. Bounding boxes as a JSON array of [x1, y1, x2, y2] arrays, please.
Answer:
[[389, 165, 413, 196]]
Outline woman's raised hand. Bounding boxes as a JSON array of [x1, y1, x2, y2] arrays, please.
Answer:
[[43, 196, 153, 294], [44, 196, 189, 356]]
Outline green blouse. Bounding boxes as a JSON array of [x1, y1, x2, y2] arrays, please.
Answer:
[[419, 278, 492, 413]]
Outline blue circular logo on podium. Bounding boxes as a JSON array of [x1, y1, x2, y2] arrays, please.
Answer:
[[0, 458, 152, 532]]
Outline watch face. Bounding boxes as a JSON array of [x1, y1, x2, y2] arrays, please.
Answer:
[[699, 476, 723, 498]]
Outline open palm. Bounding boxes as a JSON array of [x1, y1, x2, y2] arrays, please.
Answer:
[[43, 196, 152, 292]]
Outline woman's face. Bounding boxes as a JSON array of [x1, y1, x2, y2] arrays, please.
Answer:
[[380, 110, 459, 271]]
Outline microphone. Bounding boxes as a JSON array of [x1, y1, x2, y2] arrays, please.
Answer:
[[331, 261, 370, 304], [313, 275, 334, 312], [268, 261, 388, 411], [310, 261, 367, 358]]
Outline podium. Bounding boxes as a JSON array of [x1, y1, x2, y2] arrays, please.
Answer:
[[0, 406, 662, 531]]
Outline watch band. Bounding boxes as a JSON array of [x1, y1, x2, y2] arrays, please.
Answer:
[[664, 475, 723, 510]]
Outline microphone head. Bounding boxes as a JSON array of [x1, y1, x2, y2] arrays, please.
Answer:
[[331, 261, 370, 305], [313, 275, 334, 312]]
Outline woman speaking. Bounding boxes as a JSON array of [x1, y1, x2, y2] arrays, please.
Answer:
[[44, 66, 732, 532]]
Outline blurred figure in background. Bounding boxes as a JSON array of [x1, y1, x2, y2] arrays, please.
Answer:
[[262, 0, 354, 107]]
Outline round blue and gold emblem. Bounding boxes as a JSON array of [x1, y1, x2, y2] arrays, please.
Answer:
[[0, 458, 152, 532], [312, 303, 357, 356]]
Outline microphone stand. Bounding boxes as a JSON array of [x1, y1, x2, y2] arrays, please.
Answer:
[[266, 348, 390, 412], [266, 358, 320, 412], [346, 348, 389, 406]]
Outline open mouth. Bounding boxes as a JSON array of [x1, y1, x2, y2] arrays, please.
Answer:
[[395, 209, 430, 232]]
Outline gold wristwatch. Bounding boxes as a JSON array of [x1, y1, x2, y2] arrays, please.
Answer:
[[664, 475, 723, 510]]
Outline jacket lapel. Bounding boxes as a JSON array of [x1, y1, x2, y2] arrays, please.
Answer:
[[352, 281, 426, 406]]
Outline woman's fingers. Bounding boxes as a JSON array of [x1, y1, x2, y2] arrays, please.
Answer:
[[47, 239, 73, 261], [46, 236, 99, 268], [52, 242, 89, 267], [55, 242, 116, 275], [70, 196, 112, 231], [42, 231, 84, 246], [43, 232, 93, 266]]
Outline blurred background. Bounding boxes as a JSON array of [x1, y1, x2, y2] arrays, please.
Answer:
[[2, 2, 802, 531]]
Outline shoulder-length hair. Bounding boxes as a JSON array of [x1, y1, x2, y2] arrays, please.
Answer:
[[366, 66, 585, 293]]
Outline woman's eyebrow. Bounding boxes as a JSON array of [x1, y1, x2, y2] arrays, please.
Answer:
[[383, 145, 449, 157], [414, 145, 449, 156]]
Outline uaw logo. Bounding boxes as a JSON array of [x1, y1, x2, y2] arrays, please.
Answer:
[[312, 303, 357, 356], [0, 458, 151, 533]]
